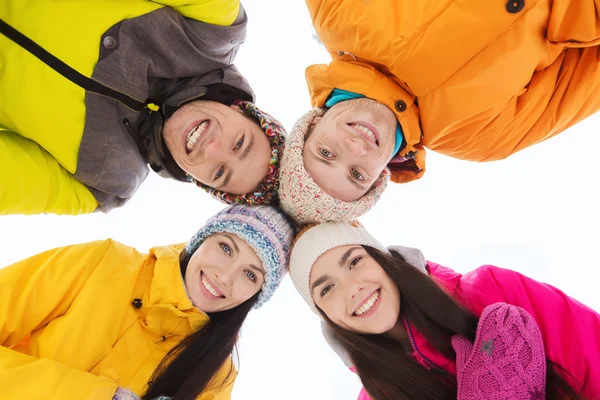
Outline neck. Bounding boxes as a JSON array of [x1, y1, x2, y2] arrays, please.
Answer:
[[385, 317, 411, 350]]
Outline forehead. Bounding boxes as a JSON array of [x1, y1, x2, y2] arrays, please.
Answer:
[[310, 245, 358, 282]]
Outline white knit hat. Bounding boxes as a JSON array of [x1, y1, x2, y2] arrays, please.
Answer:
[[289, 221, 387, 315], [278, 109, 390, 224]]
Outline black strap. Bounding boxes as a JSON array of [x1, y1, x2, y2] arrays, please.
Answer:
[[0, 19, 147, 111]]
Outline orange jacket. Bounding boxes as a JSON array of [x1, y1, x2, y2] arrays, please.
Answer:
[[305, 0, 600, 183]]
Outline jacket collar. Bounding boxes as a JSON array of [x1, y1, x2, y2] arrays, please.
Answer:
[[146, 244, 209, 334]]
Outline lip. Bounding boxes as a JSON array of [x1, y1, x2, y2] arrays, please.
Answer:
[[199, 271, 225, 300], [348, 120, 380, 147], [183, 119, 211, 155], [352, 289, 382, 318]]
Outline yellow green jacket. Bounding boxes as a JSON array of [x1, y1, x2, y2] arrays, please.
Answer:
[[0, 240, 235, 399], [0, 0, 254, 215]]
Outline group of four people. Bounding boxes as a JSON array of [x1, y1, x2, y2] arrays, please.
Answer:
[[1, 0, 599, 399]]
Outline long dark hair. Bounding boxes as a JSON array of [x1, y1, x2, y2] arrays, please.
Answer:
[[322, 247, 581, 400], [143, 250, 259, 400]]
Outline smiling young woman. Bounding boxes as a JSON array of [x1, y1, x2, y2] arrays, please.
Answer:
[[0, 205, 294, 400], [289, 221, 600, 400]]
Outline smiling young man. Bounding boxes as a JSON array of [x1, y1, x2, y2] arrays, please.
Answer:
[[278, 0, 600, 224], [0, 0, 286, 215]]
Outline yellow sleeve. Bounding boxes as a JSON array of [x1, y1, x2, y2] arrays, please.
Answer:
[[0, 129, 99, 215], [0, 240, 118, 399], [153, 0, 241, 26]]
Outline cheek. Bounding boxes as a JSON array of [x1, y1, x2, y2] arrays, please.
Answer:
[[232, 279, 259, 304]]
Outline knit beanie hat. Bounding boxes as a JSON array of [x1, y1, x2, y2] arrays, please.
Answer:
[[451, 303, 546, 400], [181, 204, 295, 308], [289, 221, 387, 315], [278, 108, 390, 224], [192, 101, 287, 205]]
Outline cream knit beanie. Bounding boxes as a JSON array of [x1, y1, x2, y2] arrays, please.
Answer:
[[289, 221, 387, 315]]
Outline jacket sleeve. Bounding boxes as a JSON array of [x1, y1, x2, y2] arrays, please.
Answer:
[[423, 45, 600, 162], [0, 240, 119, 399], [458, 266, 600, 398], [0, 129, 98, 215], [152, 0, 241, 26]]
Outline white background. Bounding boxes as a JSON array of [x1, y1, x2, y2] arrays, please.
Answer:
[[1, 1, 599, 399]]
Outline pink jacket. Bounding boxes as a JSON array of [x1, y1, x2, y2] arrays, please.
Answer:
[[351, 262, 600, 400]]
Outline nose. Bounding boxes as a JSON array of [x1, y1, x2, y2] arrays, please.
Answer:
[[203, 137, 234, 162], [344, 135, 368, 157], [214, 268, 234, 288], [347, 279, 364, 301]]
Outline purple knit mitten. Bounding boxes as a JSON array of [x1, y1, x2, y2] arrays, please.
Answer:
[[112, 388, 141, 400], [451, 303, 546, 400]]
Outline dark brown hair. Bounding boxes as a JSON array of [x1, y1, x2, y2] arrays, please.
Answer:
[[142, 251, 259, 400], [321, 246, 580, 400]]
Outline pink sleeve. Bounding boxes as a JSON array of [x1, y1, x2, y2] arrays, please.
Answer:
[[458, 266, 600, 398]]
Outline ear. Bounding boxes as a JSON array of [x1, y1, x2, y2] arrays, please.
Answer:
[[229, 104, 245, 114], [310, 116, 322, 128], [306, 116, 321, 140]]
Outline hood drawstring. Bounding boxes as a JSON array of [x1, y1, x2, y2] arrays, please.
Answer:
[[154, 334, 176, 343], [336, 50, 357, 61]]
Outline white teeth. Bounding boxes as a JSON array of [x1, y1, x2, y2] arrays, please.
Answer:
[[186, 121, 208, 152], [354, 290, 380, 316], [352, 124, 376, 142], [201, 274, 221, 298]]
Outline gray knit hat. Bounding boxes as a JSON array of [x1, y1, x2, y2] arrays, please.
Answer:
[[182, 204, 295, 308]]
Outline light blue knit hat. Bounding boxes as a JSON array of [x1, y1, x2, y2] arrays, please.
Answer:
[[182, 204, 295, 308]]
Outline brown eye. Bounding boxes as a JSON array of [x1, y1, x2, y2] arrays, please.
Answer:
[[320, 284, 333, 297], [349, 256, 362, 269]]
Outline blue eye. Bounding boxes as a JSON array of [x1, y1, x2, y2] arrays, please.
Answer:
[[320, 284, 333, 297], [245, 270, 256, 282], [214, 166, 224, 180], [351, 169, 364, 181], [235, 136, 245, 150], [220, 243, 231, 256], [320, 148, 334, 158]]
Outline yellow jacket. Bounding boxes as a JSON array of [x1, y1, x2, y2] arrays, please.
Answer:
[[0, 240, 235, 399], [305, 0, 600, 184], [0, 0, 242, 215]]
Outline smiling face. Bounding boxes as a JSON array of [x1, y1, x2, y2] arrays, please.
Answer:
[[303, 98, 398, 202], [184, 233, 265, 313], [310, 245, 401, 334], [163, 100, 271, 195]]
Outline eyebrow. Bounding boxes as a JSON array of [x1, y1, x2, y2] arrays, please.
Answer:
[[222, 233, 239, 253], [240, 131, 255, 161]]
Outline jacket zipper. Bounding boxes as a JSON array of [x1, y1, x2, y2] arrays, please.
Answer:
[[402, 317, 447, 375]]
